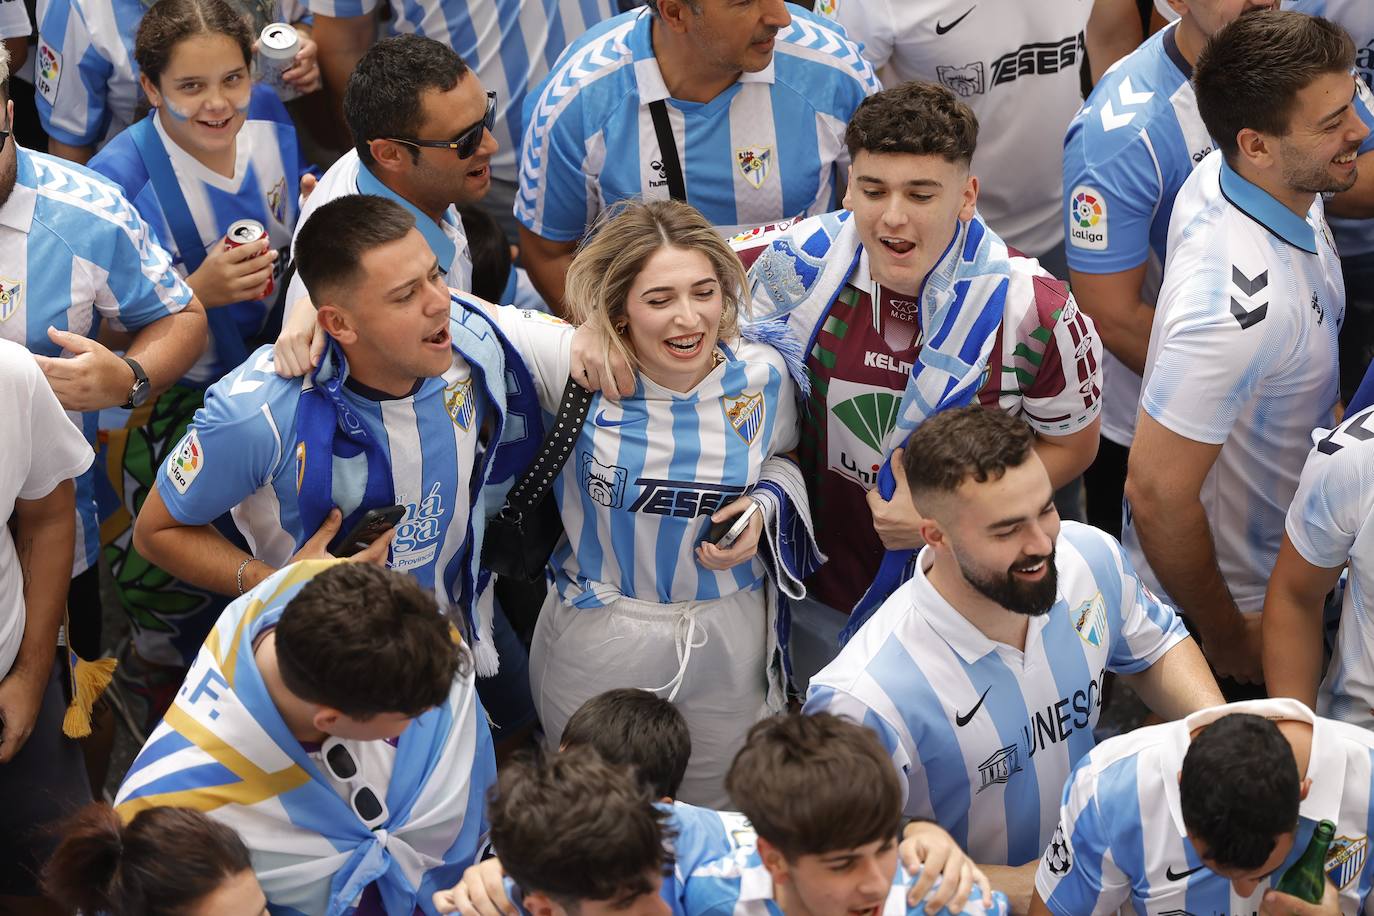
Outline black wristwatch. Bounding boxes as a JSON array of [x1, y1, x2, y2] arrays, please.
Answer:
[[122, 356, 150, 409]]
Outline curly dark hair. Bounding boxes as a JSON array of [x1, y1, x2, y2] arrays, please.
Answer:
[[845, 80, 979, 165]]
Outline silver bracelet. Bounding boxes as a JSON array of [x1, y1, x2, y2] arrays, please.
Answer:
[[236, 556, 256, 595]]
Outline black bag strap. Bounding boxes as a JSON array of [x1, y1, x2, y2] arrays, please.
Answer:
[[648, 99, 687, 202], [498, 379, 593, 520]]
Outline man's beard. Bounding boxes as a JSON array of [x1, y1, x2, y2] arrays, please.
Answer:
[[957, 548, 1059, 617], [1284, 145, 1360, 197], [0, 143, 16, 212]]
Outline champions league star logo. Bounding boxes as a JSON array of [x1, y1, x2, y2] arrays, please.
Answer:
[[1045, 824, 1073, 876], [736, 146, 773, 190]]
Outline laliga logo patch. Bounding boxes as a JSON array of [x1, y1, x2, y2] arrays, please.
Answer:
[[723, 392, 765, 445], [1068, 185, 1108, 251], [445, 378, 475, 431], [0, 277, 21, 323], [1072, 592, 1107, 648], [815, 0, 837, 15], [736, 146, 773, 190], [36, 41, 61, 106], [168, 429, 204, 495]]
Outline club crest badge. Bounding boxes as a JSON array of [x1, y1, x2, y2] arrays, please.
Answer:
[[723, 392, 765, 445], [268, 176, 288, 225], [736, 146, 773, 190], [1072, 592, 1107, 648], [1327, 835, 1368, 890], [0, 277, 21, 323], [445, 378, 475, 431]]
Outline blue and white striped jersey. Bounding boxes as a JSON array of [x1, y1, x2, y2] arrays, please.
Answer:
[[1286, 406, 1374, 730], [666, 803, 756, 916], [803, 522, 1188, 867], [1123, 152, 1342, 617], [1290, 0, 1374, 257], [685, 845, 1009, 916], [517, 4, 879, 241], [284, 149, 472, 312], [89, 85, 312, 383], [1035, 699, 1374, 916], [0, 145, 194, 574], [303, 0, 615, 185], [491, 307, 799, 607], [1061, 23, 1207, 449], [156, 341, 484, 608], [34, 0, 309, 150]]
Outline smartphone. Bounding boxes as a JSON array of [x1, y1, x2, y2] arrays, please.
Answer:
[[705, 500, 761, 550], [332, 504, 406, 557]]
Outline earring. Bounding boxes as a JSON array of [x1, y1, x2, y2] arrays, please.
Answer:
[[614, 321, 628, 335]]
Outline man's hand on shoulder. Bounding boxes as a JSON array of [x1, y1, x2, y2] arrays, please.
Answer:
[[433, 857, 515, 916], [866, 448, 926, 551]]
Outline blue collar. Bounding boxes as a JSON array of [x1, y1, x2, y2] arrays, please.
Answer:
[[1218, 157, 1318, 254], [355, 163, 459, 273]]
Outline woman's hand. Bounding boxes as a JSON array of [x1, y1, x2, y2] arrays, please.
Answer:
[[280, 30, 322, 94], [274, 295, 325, 378], [696, 496, 763, 571]]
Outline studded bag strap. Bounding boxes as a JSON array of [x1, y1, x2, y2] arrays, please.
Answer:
[[498, 379, 593, 520]]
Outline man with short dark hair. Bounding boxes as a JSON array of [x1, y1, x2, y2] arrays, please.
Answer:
[[729, 81, 1103, 687], [805, 406, 1223, 911], [686, 713, 1003, 916], [274, 35, 496, 376], [1124, 10, 1367, 692], [115, 559, 495, 914], [134, 194, 542, 683], [1031, 701, 1374, 915], [517, 0, 879, 312]]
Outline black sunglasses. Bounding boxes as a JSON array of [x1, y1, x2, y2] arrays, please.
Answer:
[[382, 91, 496, 160]]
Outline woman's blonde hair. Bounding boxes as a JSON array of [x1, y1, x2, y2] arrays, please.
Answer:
[[565, 199, 750, 375]]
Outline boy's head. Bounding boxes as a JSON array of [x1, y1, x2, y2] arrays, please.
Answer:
[[489, 746, 673, 916], [274, 563, 465, 741], [560, 688, 692, 800], [1180, 713, 1309, 898], [726, 714, 903, 916]]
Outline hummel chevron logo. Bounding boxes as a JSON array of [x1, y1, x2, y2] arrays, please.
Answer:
[[1317, 410, 1374, 455], [1232, 265, 1268, 295], [1099, 76, 1155, 131], [1229, 266, 1269, 329]]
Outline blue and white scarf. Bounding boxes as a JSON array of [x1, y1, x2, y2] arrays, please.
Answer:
[[743, 210, 1012, 638], [295, 293, 542, 673], [114, 560, 495, 915]]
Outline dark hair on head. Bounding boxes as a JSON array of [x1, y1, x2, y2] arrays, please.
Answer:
[[561, 688, 692, 799], [845, 80, 979, 165], [274, 563, 464, 719], [458, 206, 513, 303], [1180, 713, 1301, 870], [44, 803, 253, 916], [345, 35, 470, 168], [134, 0, 253, 88], [726, 713, 902, 860], [489, 746, 674, 906], [1195, 10, 1355, 161], [901, 405, 1035, 499], [294, 195, 418, 303]]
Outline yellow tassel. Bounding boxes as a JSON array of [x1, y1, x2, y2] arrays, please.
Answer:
[[63, 651, 117, 739]]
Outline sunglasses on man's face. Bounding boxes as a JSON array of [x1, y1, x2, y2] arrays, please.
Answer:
[[381, 91, 497, 160]]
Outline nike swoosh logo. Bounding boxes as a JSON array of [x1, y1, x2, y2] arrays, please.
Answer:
[[1166, 865, 1204, 881], [954, 686, 991, 727], [593, 409, 641, 428], [935, 6, 975, 34]]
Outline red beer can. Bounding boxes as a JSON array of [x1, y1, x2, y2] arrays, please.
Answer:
[[224, 218, 273, 297]]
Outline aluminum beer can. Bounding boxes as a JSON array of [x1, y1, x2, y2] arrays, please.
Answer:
[[256, 22, 301, 101], [224, 218, 273, 297]]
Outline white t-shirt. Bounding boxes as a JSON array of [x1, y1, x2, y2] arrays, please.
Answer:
[[1124, 151, 1342, 614], [1286, 406, 1374, 728], [0, 338, 94, 679], [823, 0, 1093, 256]]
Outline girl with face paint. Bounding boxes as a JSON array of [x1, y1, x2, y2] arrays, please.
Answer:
[[86, 0, 319, 731]]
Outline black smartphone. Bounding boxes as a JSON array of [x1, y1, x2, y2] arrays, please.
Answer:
[[705, 500, 761, 550], [332, 504, 406, 557]]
